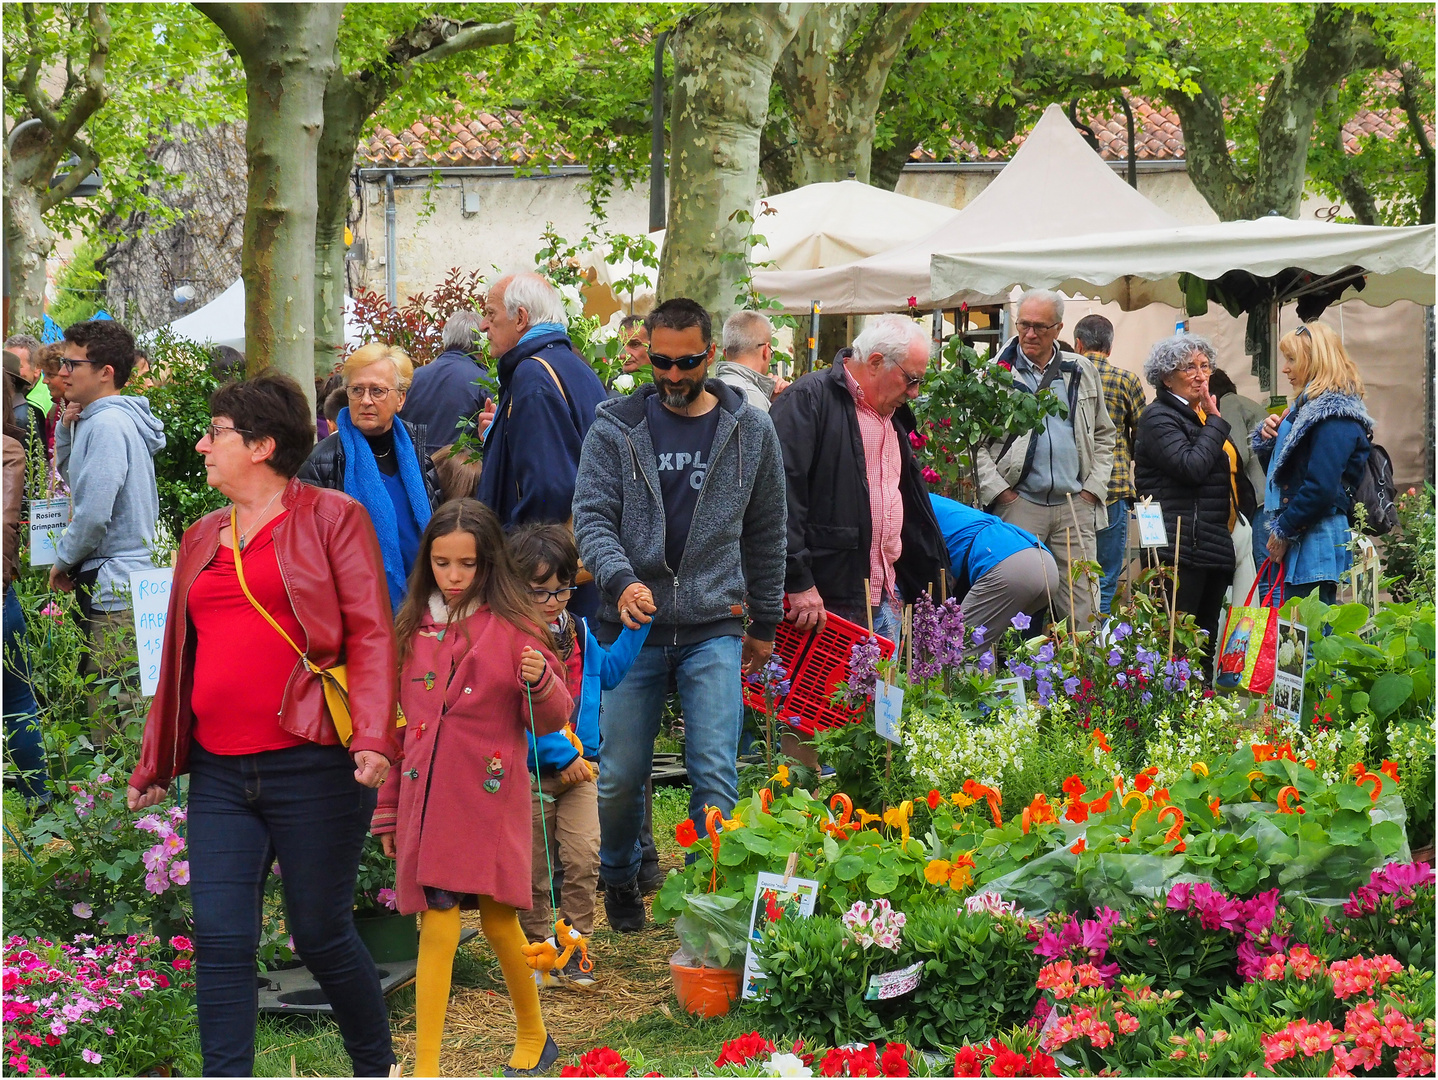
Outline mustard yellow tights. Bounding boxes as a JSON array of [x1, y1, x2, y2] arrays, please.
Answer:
[[412, 899, 548, 1076]]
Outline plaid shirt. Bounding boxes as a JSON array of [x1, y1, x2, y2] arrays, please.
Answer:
[[842, 365, 903, 606], [1088, 354, 1146, 503]]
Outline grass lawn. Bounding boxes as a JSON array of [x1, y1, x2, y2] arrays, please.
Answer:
[[249, 783, 750, 1077]]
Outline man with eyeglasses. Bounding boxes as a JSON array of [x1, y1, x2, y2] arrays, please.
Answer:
[[573, 296, 787, 933], [49, 318, 167, 744], [769, 313, 949, 651], [976, 290, 1115, 628]]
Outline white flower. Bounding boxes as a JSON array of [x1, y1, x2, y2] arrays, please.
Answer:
[[557, 282, 584, 318], [612, 373, 635, 392], [72, 902, 93, 919], [764, 1053, 813, 1077]]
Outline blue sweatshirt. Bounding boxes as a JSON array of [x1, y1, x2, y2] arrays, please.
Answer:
[[527, 615, 650, 772]]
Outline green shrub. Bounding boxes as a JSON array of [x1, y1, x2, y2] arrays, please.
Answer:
[[748, 901, 1039, 1050], [1383, 483, 1436, 605]]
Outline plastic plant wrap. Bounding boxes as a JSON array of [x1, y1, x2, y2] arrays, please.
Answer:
[[673, 891, 750, 970]]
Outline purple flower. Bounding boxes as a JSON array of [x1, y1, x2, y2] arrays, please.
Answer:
[[1008, 661, 1033, 680], [1010, 612, 1031, 631], [1113, 622, 1133, 641], [1107, 648, 1122, 667], [1062, 676, 1080, 695], [376, 888, 398, 911], [846, 635, 882, 702], [977, 650, 994, 673], [972, 625, 987, 645], [1141, 691, 1152, 705], [1036, 642, 1055, 663]]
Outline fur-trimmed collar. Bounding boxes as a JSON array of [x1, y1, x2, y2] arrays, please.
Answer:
[[1262, 391, 1372, 477], [426, 590, 480, 626]]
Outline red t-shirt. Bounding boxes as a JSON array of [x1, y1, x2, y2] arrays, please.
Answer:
[[189, 513, 309, 755]]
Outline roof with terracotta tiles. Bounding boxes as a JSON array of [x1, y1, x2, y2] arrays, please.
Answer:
[[361, 89, 1430, 169]]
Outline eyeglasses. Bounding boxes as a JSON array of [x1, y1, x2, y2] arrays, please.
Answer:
[[1177, 362, 1211, 377], [1295, 324, 1311, 338], [346, 385, 399, 401], [529, 585, 576, 603], [205, 422, 252, 441], [1016, 320, 1061, 334], [646, 348, 710, 371], [58, 359, 102, 372], [888, 360, 925, 389]]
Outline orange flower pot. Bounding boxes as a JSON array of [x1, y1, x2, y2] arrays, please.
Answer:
[[670, 959, 741, 1018]]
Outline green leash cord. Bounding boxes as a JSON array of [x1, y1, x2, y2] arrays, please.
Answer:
[[522, 679, 562, 943]]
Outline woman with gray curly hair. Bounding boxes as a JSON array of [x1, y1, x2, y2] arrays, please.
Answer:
[[1133, 334, 1256, 677]]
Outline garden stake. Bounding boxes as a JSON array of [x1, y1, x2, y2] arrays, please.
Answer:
[[863, 577, 873, 634], [1168, 517, 1182, 661], [1064, 493, 1086, 663], [3, 821, 36, 866]]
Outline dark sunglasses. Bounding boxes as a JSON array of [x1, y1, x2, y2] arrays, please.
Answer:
[[646, 347, 709, 372], [1295, 324, 1311, 338]]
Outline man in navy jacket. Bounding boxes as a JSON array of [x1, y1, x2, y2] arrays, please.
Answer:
[[399, 310, 491, 456]]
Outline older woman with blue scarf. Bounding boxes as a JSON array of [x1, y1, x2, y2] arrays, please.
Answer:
[[300, 343, 441, 610], [1253, 321, 1373, 607]]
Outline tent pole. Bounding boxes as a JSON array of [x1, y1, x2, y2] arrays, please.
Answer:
[[808, 301, 820, 373], [1427, 305, 1435, 485]]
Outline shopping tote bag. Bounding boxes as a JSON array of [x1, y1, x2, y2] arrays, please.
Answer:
[[1215, 559, 1284, 694]]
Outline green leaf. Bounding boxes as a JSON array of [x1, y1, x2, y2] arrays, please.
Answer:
[[1369, 673, 1414, 719], [1371, 820, 1405, 857], [867, 866, 900, 894], [1327, 808, 1372, 847], [822, 836, 840, 864], [834, 854, 866, 882], [1327, 603, 1370, 635], [1335, 784, 1375, 811], [1349, 690, 1370, 715], [1313, 635, 1345, 664]]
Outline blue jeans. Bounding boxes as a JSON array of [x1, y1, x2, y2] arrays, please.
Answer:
[[3, 586, 46, 801], [598, 635, 742, 885], [1251, 510, 1273, 571], [187, 742, 394, 1077], [832, 589, 902, 645], [1095, 499, 1129, 615]]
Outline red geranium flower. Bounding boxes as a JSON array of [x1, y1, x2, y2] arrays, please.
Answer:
[[879, 1042, 910, 1076], [953, 1045, 984, 1077], [560, 1046, 630, 1077]]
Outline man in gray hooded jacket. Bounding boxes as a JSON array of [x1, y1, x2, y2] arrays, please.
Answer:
[[51, 318, 166, 742], [573, 297, 787, 933]]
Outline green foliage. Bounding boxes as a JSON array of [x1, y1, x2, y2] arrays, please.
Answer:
[[749, 903, 1040, 1050], [48, 237, 107, 328], [136, 329, 227, 545], [1383, 484, 1436, 604], [1, 4, 243, 247], [910, 338, 1068, 505]]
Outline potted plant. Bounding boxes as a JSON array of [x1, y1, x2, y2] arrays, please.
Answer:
[[353, 834, 416, 963]]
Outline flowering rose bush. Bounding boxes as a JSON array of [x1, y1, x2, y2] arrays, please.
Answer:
[[2, 933, 199, 1077]]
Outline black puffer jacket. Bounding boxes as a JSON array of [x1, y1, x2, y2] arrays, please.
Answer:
[[768, 356, 949, 612], [1134, 393, 1257, 571], [298, 417, 442, 510]]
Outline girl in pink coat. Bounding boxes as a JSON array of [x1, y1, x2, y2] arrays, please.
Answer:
[[374, 499, 571, 1077]]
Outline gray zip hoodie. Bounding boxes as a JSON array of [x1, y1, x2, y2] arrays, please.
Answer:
[[54, 394, 167, 611], [573, 380, 787, 645]]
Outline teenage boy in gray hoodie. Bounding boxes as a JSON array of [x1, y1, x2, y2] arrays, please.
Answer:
[[573, 297, 788, 934], [50, 319, 166, 743]]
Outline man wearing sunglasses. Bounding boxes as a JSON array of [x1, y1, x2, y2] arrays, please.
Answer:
[[49, 318, 167, 744], [573, 297, 787, 933]]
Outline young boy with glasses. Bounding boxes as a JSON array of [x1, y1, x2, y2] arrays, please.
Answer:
[[508, 523, 652, 984]]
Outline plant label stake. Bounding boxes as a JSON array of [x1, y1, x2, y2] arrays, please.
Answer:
[[863, 577, 873, 635], [1168, 516, 1182, 661]]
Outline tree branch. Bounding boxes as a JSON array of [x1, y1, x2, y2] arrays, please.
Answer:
[[14, 4, 59, 133], [411, 20, 515, 67], [1396, 62, 1435, 225], [51, 4, 111, 156], [40, 141, 100, 214]]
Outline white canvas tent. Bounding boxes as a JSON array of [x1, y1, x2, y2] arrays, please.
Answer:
[[159, 279, 368, 351], [582, 180, 959, 312], [750, 104, 1183, 314], [930, 216, 1437, 311]]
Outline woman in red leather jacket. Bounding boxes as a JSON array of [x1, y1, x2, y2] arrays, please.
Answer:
[[127, 372, 401, 1077]]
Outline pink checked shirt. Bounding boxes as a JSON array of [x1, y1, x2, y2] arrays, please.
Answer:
[[843, 364, 903, 606]]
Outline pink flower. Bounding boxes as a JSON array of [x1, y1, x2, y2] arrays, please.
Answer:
[[376, 889, 398, 911], [81, 1048, 102, 1064], [168, 861, 190, 886], [921, 466, 940, 485], [162, 831, 185, 854], [1114, 1011, 1139, 1035], [141, 846, 168, 873], [169, 936, 192, 953], [1396, 1047, 1435, 1076], [9, 1053, 29, 1074]]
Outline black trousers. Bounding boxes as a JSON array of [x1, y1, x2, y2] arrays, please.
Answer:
[[1168, 563, 1233, 678]]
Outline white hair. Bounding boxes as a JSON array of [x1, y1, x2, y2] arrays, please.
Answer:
[[1018, 288, 1065, 324], [852, 313, 931, 367], [722, 311, 773, 357], [496, 272, 566, 326], [441, 310, 484, 353], [1144, 333, 1216, 389]]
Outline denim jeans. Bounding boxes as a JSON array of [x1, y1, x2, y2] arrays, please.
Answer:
[[3, 585, 46, 801], [832, 589, 902, 645], [598, 635, 742, 885], [187, 742, 394, 1076], [1251, 510, 1273, 573], [1095, 498, 1130, 615]]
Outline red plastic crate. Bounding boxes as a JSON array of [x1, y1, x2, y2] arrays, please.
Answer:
[[742, 610, 896, 737]]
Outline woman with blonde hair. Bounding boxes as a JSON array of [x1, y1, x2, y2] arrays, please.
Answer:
[[1252, 320, 1372, 606], [300, 342, 441, 608]]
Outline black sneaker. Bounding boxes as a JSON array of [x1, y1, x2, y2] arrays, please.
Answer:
[[603, 875, 645, 932], [561, 952, 597, 987], [637, 863, 665, 895]]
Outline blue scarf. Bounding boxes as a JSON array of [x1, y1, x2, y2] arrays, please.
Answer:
[[513, 321, 568, 355], [337, 408, 432, 605]]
